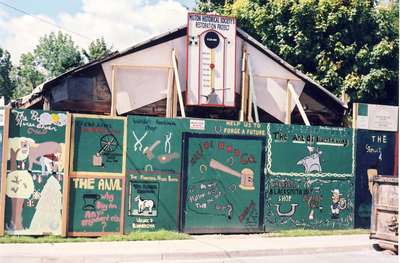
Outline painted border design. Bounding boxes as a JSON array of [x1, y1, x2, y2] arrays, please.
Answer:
[[266, 123, 355, 178]]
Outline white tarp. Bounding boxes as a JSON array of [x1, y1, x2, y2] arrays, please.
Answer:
[[102, 36, 186, 114], [246, 42, 305, 122], [101, 31, 305, 121]]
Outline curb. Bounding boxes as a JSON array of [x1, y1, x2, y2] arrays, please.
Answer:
[[0, 244, 373, 262], [161, 244, 372, 260]]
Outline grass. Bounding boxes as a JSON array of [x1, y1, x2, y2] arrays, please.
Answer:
[[0, 229, 370, 244], [0, 230, 191, 244], [267, 228, 369, 237]]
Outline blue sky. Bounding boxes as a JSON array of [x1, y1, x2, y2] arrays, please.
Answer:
[[1, 0, 196, 18], [0, 0, 197, 63]]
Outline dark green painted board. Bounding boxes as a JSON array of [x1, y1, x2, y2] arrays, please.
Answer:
[[266, 123, 354, 177], [125, 116, 356, 233], [181, 133, 265, 233], [68, 177, 123, 233], [125, 117, 182, 232], [124, 116, 269, 232], [264, 123, 355, 230], [72, 116, 124, 174], [265, 176, 354, 230], [4, 109, 67, 235]]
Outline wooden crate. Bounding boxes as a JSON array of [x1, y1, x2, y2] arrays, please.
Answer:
[[370, 176, 398, 253]]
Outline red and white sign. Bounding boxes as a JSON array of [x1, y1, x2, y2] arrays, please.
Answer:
[[186, 13, 236, 107]]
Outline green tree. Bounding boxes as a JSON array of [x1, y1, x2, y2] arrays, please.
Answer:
[[83, 37, 113, 62], [0, 47, 16, 102], [198, 0, 399, 105], [34, 31, 83, 78], [12, 52, 46, 99]]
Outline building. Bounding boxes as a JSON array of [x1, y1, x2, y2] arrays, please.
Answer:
[[14, 24, 347, 126]]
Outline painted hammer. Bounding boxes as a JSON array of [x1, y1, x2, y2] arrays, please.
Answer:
[[143, 140, 161, 160]]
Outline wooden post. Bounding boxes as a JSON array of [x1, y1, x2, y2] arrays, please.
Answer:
[[171, 49, 186, 118], [120, 117, 128, 235], [352, 103, 358, 129], [61, 113, 72, 237], [288, 82, 310, 126], [43, 96, 51, 111], [110, 66, 117, 116], [0, 107, 10, 236], [247, 55, 259, 123], [239, 49, 248, 122], [166, 68, 174, 118], [172, 73, 178, 118], [285, 80, 292, 125]]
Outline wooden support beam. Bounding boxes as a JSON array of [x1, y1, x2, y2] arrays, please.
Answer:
[[254, 74, 300, 81], [285, 80, 292, 125], [110, 66, 117, 116], [171, 49, 186, 118], [0, 107, 10, 236], [288, 82, 310, 126], [247, 54, 259, 123], [352, 103, 358, 129], [239, 49, 248, 122], [43, 96, 51, 111], [111, 64, 172, 69], [172, 73, 178, 118], [166, 68, 174, 118], [61, 113, 72, 237]]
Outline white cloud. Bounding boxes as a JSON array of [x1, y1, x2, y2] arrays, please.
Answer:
[[0, 0, 188, 63]]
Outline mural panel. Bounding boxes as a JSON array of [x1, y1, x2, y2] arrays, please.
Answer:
[[354, 130, 396, 228], [125, 116, 182, 232], [181, 133, 265, 233], [68, 177, 123, 235], [4, 109, 67, 235], [71, 115, 125, 175], [265, 123, 355, 230]]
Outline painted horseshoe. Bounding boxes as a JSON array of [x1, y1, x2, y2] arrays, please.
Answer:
[[226, 157, 234, 166], [200, 164, 208, 174], [228, 184, 237, 192], [214, 126, 223, 134], [275, 204, 298, 217], [144, 164, 153, 172]]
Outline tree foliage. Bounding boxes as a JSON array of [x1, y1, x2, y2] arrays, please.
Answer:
[[197, 0, 399, 105], [34, 31, 83, 78], [12, 52, 45, 99], [83, 37, 114, 62], [0, 47, 16, 102], [1, 32, 116, 100]]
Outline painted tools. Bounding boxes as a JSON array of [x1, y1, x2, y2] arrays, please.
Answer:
[[143, 140, 161, 160], [209, 159, 255, 190]]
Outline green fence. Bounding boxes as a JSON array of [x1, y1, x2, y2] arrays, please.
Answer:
[[0, 111, 360, 236]]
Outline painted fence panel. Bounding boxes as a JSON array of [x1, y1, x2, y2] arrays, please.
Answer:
[[181, 133, 265, 233], [3, 109, 67, 235], [125, 117, 183, 232], [68, 114, 126, 236], [68, 177, 123, 235], [71, 115, 125, 175], [354, 130, 396, 228], [265, 123, 355, 230], [124, 116, 268, 233]]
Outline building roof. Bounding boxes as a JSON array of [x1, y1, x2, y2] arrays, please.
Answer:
[[16, 25, 346, 112]]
